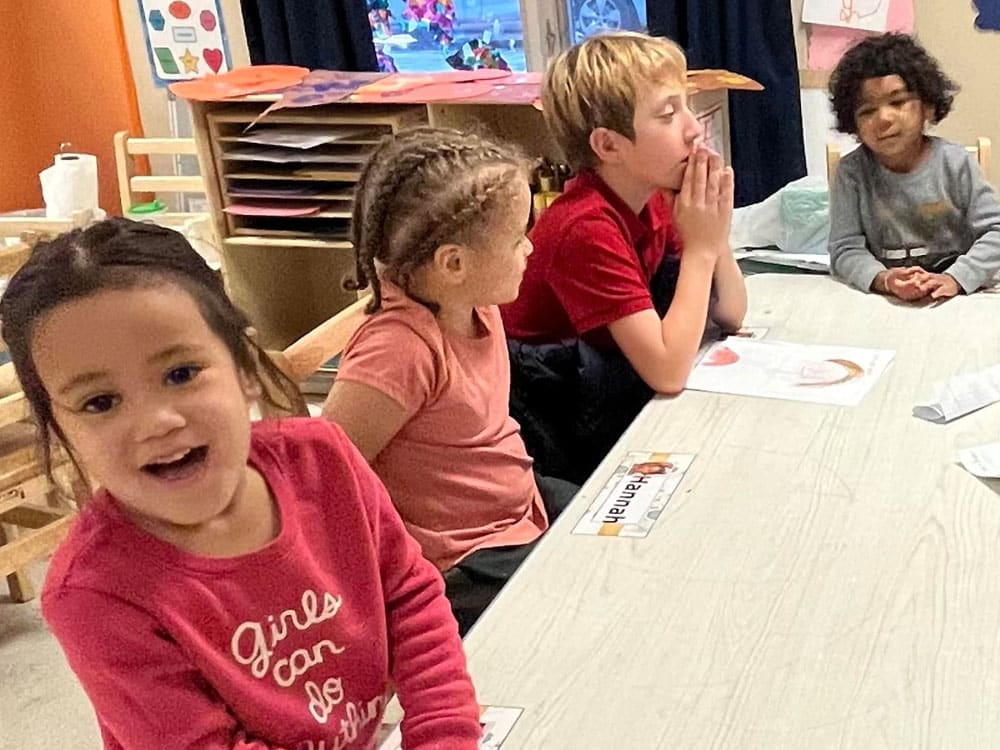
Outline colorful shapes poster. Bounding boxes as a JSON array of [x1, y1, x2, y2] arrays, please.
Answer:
[[139, 0, 230, 85]]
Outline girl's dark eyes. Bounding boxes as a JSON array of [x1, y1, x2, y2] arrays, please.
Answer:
[[82, 394, 119, 414], [166, 365, 202, 386]]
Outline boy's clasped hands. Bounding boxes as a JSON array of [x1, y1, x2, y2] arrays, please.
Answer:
[[872, 266, 961, 302], [671, 144, 733, 256]]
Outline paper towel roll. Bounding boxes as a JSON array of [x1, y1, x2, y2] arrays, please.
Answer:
[[39, 152, 99, 219]]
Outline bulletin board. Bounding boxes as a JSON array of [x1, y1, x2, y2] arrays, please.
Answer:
[[138, 0, 232, 86]]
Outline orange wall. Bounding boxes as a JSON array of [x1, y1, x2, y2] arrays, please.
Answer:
[[0, 1, 140, 213]]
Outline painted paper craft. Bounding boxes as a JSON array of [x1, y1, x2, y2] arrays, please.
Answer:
[[802, 0, 891, 32], [572, 451, 695, 538], [139, 0, 231, 85], [223, 202, 322, 217], [276, 70, 389, 107], [349, 71, 507, 103], [687, 338, 894, 406], [974, 0, 1000, 30], [169, 65, 308, 101], [374, 80, 497, 103], [378, 706, 523, 750], [686, 69, 764, 92]]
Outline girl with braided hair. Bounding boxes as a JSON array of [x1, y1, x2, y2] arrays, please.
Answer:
[[323, 127, 578, 632]]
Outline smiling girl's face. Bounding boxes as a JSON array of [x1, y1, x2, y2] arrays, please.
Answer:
[[31, 282, 259, 530]]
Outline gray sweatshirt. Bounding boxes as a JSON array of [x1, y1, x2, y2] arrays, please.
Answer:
[[828, 137, 1000, 293]]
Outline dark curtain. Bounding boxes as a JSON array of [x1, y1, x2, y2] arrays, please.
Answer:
[[647, 1, 806, 206], [241, 0, 378, 72]]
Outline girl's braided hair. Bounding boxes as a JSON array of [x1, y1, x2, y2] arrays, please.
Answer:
[[347, 126, 528, 313]]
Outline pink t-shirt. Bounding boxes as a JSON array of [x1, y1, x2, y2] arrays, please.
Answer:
[[42, 418, 480, 750], [335, 281, 547, 571]]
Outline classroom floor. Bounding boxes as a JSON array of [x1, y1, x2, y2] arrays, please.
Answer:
[[1, 562, 101, 750]]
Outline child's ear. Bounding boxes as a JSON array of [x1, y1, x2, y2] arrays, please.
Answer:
[[239, 369, 263, 402], [432, 243, 467, 281], [589, 127, 626, 164], [922, 102, 936, 124]]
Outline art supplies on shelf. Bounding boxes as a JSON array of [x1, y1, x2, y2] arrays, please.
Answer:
[[530, 159, 571, 222]]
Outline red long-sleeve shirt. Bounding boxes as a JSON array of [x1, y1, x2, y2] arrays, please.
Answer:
[[42, 418, 481, 750]]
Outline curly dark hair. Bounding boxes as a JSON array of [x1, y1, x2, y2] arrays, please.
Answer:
[[829, 33, 958, 135]]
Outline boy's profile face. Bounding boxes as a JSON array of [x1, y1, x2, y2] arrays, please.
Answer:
[[855, 74, 935, 171], [617, 83, 703, 192]]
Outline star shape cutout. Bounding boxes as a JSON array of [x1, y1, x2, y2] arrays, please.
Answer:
[[179, 48, 200, 74]]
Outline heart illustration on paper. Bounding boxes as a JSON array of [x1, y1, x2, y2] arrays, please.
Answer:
[[203, 48, 224, 73], [704, 345, 739, 366]]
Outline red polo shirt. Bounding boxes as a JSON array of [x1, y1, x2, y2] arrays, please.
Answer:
[[501, 169, 680, 350]]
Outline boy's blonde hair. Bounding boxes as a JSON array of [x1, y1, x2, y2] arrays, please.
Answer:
[[542, 31, 688, 170]]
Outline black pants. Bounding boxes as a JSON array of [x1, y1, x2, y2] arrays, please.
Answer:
[[446, 473, 578, 635]]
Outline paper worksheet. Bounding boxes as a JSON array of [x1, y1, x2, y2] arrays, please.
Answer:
[[378, 706, 523, 750], [913, 364, 1000, 423], [687, 338, 895, 406], [957, 442, 1000, 479], [238, 126, 378, 149], [734, 249, 831, 272]]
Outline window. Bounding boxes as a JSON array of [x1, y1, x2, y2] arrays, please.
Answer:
[[368, 1, 528, 73], [367, 1, 648, 73], [565, 0, 646, 43]]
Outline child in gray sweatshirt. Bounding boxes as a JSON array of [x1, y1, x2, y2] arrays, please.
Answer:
[[827, 33, 1000, 301]]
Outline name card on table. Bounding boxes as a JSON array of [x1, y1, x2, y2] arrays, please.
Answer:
[[572, 451, 694, 537], [958, 442, 1000, 479], [913, 364, 1000, 424]]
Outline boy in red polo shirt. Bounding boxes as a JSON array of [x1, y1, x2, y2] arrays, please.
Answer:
[[501, 31, 746, 483]]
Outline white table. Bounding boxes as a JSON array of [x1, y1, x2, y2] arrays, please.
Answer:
[[464, 275, 1000, 749]]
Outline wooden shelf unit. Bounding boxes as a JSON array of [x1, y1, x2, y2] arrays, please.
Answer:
[[189, 91, 729, 348]]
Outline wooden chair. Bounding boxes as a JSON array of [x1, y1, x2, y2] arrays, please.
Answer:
[[827, 137, 993, 185], [0, 415, 80, 603], [0, 305, 82, 602], [113, 131, 207, 227], [259, 295, 371, 418], [0, 228, 85, 603]]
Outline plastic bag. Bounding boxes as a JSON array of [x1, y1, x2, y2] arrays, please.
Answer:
[[730, 175, 830, 255]]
